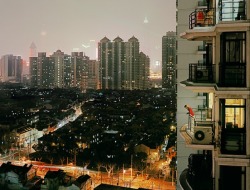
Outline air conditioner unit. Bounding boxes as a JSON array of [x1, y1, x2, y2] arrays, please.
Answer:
[[196, 70, 209, 81], [193, 126, 213, 144]]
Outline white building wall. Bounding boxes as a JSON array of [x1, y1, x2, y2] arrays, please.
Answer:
[[176, 0, 205, 189]]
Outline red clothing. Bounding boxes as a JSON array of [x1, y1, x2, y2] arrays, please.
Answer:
[[187, 107, 195, 117]]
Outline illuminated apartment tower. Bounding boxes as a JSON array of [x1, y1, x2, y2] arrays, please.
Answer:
[[98, 36, 112, 89], [71, 52, 87, 91], [30, 51, 94, 90], [162, 31, 176, 90], [178, 0, 250, 189], [124, 36, 140, 90], [63, 54, 72, 88], [30, 52, 55, 88], [0, 55, 23, 83], [98, 36, 125, 89], [51, 50, 65, 88], [87, 60, 99, 90], [98, 36, 147, 90], [113, 36, 125, 89]]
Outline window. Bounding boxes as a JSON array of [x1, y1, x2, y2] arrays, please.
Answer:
[[220, 99, 245, 129], [221, 32, 246, 64], [220, 99, 246, 155]]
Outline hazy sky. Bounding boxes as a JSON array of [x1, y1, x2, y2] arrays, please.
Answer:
[[0, 0, 176, 70]]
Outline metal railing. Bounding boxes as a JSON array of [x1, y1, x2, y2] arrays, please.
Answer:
[[218, 63, 246, 87], [189, 8, 215, 29], [188, 63, 215, 83], [220, 128, 246, 155]]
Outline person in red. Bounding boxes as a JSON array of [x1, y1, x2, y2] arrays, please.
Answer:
[[184, 104, 195, 118]]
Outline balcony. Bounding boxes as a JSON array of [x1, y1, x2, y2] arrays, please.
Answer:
[[188, 63, 215, 83], [220, 128, 246, 155], [219, 0, 246, 21], [180, 113, 215, 149], [180, 154, 213, 190], [218, 63, 246, 87], [189, 8, 215, 29]]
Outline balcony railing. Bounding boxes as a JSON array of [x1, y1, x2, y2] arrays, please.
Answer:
[[188, 63, 215, 83], [189, 8, 215, 29], [218, 63, 246, 87], [219, 0, 246, 21], [220, 128, 246, 155]]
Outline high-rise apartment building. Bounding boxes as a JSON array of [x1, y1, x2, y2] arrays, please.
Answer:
[[162, 31, 176, 90], [124, 36, 140, 90], [87, 60, 99, 90], [98, 36, 148, 90], [51, 50, 64, 88], [0, 54, 23, 83], [63, 54, 73, 88], [113, 36, 125, 89], [98, 36, 124, 89], [30, 52, 54, 88], [177, 0, 250, 189], [98, 37, 112, 89], [71, 52, 86, 90], [162, 31, 177, 110]]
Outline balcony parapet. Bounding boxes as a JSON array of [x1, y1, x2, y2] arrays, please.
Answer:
[[180, 117, 215, 149]]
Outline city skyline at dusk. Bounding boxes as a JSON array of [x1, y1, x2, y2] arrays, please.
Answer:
[[0, 0, 176, 72]]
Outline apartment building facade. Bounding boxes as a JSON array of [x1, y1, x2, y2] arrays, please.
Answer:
[[177, 0, 250, 189], [30, 50, 99, 91], [162, 31, 176, 90], [0, 54, 23, 83]]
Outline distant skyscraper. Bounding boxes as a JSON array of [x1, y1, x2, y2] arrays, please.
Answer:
[[30, 50, 97, 91], [71, 52, 86, 91], [98, 36, 148, 90], [113, 36, 125, 89], [51, 50, 65, 88], [86, 60, 99, 90], [98, 36, 125, 90], [162, 31, 176, 90], [29, 42, 37, 57], [63, 54, 72, 88], [139, 52, 150, 89], [30, 52, 54, 88], [98, 36, 112, 89], [124, 36, 140, 90], [0, 54, 23, 83]]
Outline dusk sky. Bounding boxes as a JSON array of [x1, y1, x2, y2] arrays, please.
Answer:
[[0, 0, 176, 71]]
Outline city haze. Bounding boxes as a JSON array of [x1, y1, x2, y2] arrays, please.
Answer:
[[0, 0, 176, 72]]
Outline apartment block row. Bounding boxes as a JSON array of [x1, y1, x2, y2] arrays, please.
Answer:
[[0, 36, 150, 91]]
